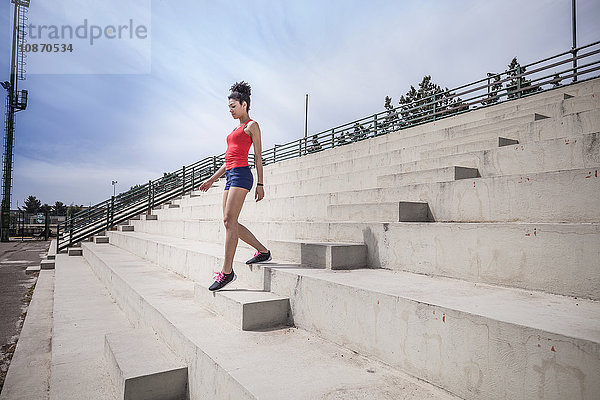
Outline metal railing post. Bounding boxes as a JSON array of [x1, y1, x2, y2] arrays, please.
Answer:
[[106, 203, 110, 231], [44, 211, 49, 241], [191, 167, 195, 192], [274, 145, 277, 163], [69, 217, 73, 247], [147, 180, 152, 214], [182, 166, 186, 196], [110, 196, 115, 229], [373, 115, 378, 136], [56, 223, 60, 250], [516, 65, 522, 98], [433, 93, 437, 121], [331, 129, 335, 148], [212, 156, 217, 174]]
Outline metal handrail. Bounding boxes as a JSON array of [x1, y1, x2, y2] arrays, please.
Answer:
[[56, 41, 600, 251]]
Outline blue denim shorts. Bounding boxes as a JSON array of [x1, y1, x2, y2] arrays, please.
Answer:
[[224, 166, 253, 191]]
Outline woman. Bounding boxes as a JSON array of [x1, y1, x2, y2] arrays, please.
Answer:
[[199, 81, 272, 291]]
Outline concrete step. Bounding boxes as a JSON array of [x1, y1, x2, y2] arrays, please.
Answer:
[[267, 266, 600, 400], [264, 108, 597, 186], [183, 113, 596, 206], [67, 248, 82, 256], [104, 231, 270, 290], [268, 119, 528, 184], [266, 240, 368, 269], [187, 136, 498, 200], [519, 108, 599, 142], [194, 286, 291, 331], [122, 221, 600, 301], [328, 201, 436, 222], [117, 225, 134, 232], [378, 166, 480, 187], [95, 236, 109, 244], [91, 232, 600, 400], [485, 92, 599, 120], [142, 214, 158, 220], [262, 79, 599, 181], [328, 168, 600, 223], [81, 241, 458, 399], [180, 131, 599, 210], [105, 231, 369, 287], [104, 329, 187, 400], [40, 259, 55, 270], [423, 137, 509, 160], [49, 254, 135, 400], [26, 265, 41, 274], [398, 131, 599, 178], [0, 270, 53, 400], [47, 239, 57, 260], [264, 113, 540, 179], [156, 167, 600, 224]]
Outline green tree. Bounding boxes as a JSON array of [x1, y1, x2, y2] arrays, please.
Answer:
[[396, 75, 467, 124], [54, 201, 67, 216], [39, 203, 52, 214], [23, 195, 41, 213], [506, 57, 541, 99], [382, 96, 402, 132]]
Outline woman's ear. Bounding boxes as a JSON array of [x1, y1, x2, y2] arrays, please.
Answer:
[[242, 101, 248, 111]]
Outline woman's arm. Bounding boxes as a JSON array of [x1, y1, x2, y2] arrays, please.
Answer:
[[247, 121, 265, 201], [198, 163, 225, 192], [211, 163, 226, 181]]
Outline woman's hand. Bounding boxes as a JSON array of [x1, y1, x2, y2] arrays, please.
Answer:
[[255, 185, 264, 202], [198, 178, 214, 192]]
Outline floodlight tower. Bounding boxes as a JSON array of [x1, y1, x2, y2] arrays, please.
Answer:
[[1, 0, 30, 242]]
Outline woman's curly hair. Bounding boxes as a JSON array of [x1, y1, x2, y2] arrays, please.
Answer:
[[228, 81, 251, 111]]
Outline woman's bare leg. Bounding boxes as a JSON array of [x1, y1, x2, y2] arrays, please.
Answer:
[[238, 223, 268, 253], [222, 189, 268, 256], [222, 187, 248, 274]]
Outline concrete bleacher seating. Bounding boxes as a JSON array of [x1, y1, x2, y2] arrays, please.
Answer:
[[4, 78, 599, 400]]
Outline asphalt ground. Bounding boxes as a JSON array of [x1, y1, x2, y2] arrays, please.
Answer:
[[0, 240, 48, 392]]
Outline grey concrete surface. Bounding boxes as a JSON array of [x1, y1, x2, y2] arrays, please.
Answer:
[[0, 241, 48, 394], [0, 242, 47, 347], [49, 254, 132, 400], [104, 329, 187, 400], [0, 270, 53, 400], [82, 241, 460, 399]]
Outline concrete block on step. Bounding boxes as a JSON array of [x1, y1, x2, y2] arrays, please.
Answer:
[[67, 248, 82, 257], [26, 265, 41, 274], [398, 202, 434, 222], [499, 137, 519, 147], [105, 329, 187, 400]]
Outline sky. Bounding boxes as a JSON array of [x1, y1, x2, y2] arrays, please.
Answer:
[[0, 0, 599, 208]]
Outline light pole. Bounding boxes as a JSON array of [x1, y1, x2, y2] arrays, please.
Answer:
[[304, 94, 309, 155], [1, 0, 30, 242], [112, 180, 118, 197]]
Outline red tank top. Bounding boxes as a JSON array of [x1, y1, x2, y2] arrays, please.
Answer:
[[225, 119, 253, 170]]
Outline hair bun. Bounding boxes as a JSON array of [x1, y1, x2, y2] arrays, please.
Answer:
[[230, 81, 251, 96]]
